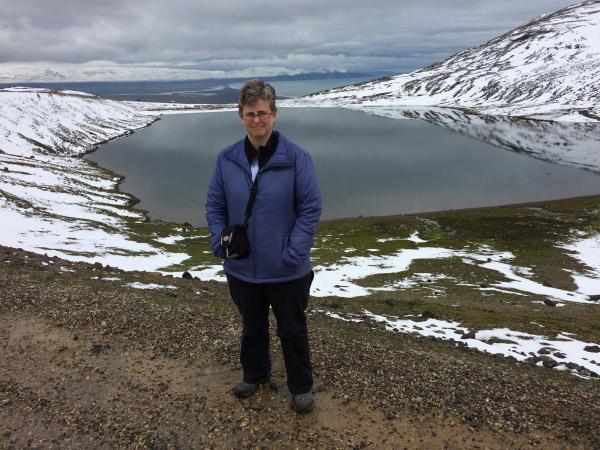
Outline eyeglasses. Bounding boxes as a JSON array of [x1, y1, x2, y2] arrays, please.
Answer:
[[242, 111, 273, 120]]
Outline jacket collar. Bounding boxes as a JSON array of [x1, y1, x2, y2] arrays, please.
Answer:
[[244, 131, 278, 168], [225, 131, 293, 172]]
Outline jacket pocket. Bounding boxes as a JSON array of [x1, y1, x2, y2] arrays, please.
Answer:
[[282, 236, 297, 267]]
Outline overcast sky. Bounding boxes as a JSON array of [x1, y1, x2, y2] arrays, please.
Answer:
[[0, 0, 578, 82]]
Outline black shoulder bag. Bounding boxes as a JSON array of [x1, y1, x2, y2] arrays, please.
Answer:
[[220, 176, 259, 259]]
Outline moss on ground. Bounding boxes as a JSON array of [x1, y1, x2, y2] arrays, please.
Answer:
[[305, 196, 600, 343]]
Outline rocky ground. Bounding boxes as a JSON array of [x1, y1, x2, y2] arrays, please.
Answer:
[[1, 245, 599, 449]]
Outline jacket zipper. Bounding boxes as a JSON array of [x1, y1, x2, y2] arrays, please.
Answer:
[[247, 168, 257, 282]]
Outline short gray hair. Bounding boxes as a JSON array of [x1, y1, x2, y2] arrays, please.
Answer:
[[238, 79, 277, 116]]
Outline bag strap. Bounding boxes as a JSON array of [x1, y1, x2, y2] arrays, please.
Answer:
[[242, 175, 259, 227]]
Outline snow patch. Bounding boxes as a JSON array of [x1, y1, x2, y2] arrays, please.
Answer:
[[310, 238, 600, 302], [561, 234, 600, 295], [126, 282, 177, 290], [316, 308, 600, 378]]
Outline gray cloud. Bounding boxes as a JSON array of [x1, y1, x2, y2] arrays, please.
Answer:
[[0, 0, 578, 80]]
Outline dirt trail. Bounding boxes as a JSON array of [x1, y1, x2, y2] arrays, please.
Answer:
[[1, 313, 567, 449], [0, 246, 597, 449]]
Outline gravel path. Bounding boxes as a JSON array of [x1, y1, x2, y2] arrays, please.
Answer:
[[1, 245, 599, 449]]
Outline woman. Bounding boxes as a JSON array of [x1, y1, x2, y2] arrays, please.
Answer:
[[205, 79, 322, 413]]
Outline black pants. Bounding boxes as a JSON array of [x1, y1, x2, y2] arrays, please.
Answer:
[[226, 271, 314, 395]]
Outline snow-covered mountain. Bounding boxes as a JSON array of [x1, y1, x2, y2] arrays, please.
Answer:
[[0, 63, 347, 83], [294, 0, 600, 121], [0, 87, 155, 158], [0, 87, 229, 158]]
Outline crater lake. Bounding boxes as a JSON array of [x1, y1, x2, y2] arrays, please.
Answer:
[[86, 108, 600, 226]]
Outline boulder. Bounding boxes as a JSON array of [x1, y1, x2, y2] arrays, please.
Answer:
[[539, 356, 558, 368], [524, 356, 540, 365], [421, 310, 436, 320], [461, 330, 476, 339]]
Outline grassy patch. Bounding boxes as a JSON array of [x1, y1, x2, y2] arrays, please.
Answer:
[[124, 219, 219, 272], [305, 196, 600, 343], [484, 337, 518, 345]]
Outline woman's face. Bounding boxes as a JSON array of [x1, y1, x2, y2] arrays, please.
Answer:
[[241, 99, 276, 145]]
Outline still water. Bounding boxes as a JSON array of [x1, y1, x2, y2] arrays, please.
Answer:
[[87, 108, 600, 227]]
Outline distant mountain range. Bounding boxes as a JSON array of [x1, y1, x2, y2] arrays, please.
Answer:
[[296, 0, 600, 121], [0, 64, 355, 84]]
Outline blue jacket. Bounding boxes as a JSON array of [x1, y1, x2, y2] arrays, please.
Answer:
[[206, 132, 322, 283]]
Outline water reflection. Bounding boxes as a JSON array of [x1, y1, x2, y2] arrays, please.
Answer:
[[359, 105, 600, 173]]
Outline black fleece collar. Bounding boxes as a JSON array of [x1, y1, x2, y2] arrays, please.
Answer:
[[244, 131, 279, 169]]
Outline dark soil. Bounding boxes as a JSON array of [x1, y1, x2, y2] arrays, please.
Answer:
[[1, 245, 599, 449]]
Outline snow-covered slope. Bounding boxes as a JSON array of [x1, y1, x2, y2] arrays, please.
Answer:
[[0, 88, 156, 158], [294, 0, 600, 121], [0, 88, 220, 271]]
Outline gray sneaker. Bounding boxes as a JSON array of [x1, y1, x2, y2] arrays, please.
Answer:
[[233, 379, 267, 398], [293, 391, 315, 413]]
